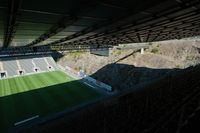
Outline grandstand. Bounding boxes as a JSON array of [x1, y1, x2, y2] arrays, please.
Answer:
[[0, 0, 200, 132], [0, 55, 57, 78]]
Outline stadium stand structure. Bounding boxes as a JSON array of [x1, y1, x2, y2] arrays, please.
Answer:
[[0, 55, 57, 78], [33, 58, 47, 71], [0, 0, 200, 132], [3, 59, 18, 76], [45, 56, 58, 69], [1, 0, 200, 53], [18, 57, 35, 74]]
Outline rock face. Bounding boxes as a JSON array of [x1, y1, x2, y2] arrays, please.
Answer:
[[57, 39, 200, 90]]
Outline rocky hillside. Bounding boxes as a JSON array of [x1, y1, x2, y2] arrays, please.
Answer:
[[56, 39, 200, 90]]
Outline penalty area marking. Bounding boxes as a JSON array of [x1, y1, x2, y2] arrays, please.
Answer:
[[14, 115, 39, 126]]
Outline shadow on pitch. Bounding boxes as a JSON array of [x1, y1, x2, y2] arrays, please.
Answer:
[[1, 62, 199, 133], [0, 79, 100, 133]]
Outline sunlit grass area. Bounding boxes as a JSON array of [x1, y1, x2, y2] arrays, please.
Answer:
[[0, 71, 101, 133], [0, 71, 70, 97]]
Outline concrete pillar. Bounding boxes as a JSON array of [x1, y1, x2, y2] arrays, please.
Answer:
[[141, 48, 144, 54]]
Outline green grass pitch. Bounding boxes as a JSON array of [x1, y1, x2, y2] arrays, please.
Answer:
[[0, 71, 101, 133]]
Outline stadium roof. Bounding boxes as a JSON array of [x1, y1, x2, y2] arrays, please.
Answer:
[[0, 0, 200, 49]]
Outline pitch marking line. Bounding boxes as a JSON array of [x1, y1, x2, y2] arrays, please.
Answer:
[[14, 115, 39, 126]]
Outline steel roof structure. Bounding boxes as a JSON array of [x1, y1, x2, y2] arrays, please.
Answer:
[[0, 0, 200, 50]]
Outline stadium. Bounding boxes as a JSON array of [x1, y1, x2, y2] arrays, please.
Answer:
[[0, 0, 200, 133]]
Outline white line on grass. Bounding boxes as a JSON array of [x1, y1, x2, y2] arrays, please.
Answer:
[[14, 115, 39, 126]]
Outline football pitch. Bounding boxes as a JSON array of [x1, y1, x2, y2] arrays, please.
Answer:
[[0, 71, 101, 133]]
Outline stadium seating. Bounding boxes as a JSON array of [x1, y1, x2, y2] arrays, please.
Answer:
[[45, 56, 58, 69], [19, 58, 35, 74], [0, 55, 58, 78], [1, 59, 18, 76], [33, 58, 48, 71]]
